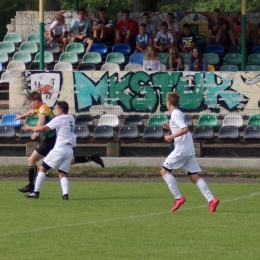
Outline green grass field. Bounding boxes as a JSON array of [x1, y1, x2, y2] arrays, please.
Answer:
[[1, 180, 260, 260]]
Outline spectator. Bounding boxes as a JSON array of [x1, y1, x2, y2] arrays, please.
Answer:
[[229, 12, 251, 45], [143, 46, 161, 71], [135, 24, 152, 53], [188, 47, 208, 71], [139, 12, 157, 39], [166, 13, 179, 41], [115, 10, 138, 44], [154, 22, 174, 52], [178, 23, 197, 53], [48, 14, 68, 53], [69, 7, 93, 53], [92, 7, 114, 43], [206, 8, 228, 46], [166, 47, 184, 71]]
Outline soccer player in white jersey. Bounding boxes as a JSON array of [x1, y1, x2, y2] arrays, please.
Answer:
[[160, 92, 219, 212], [22, 101, 76, 200]]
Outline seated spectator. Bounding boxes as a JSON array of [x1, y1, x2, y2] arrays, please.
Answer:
[[92, 7, 114, 43], [115, 10, 138, 44], [178, 23, 196, 53], [69, 7, 93, 53], [206, 8, 228, 46], [166, 47, 184, 71], [229, 12, 251, 45], [143, 46, 161, 71], [188, 47, 208, 71], [135, 24, 152, 53], [48, 14, 68, 53], [154, 22, 174, 52], [139, 12, 157, 39], [166, 13, 179, 41]]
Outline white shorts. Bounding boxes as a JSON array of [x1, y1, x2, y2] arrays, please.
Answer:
[[163, 153, 201, 174], [43, 145, 73, 173]]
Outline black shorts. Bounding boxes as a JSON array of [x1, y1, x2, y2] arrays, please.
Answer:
[[36, 135, 57, 157]]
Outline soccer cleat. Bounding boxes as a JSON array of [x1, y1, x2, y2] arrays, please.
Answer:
[[209, 198, 219, 212], [62, 194, 69, 200], [171, 196, 186, 212], [17, 183, 34, 193], [90, 153, 105, 168], [25, 192, 39, 199]]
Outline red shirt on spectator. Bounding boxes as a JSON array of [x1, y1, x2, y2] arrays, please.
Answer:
[[117, 19, 138, 36]]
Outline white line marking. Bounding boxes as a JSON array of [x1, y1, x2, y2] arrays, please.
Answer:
[[1, 191, 260, 238]]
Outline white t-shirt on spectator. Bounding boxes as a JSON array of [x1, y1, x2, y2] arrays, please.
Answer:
[[167, 22, 179, 34], [50, 20, 66, 37], [155, 31, 174, 46]]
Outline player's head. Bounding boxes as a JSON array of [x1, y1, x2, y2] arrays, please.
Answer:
[[166, 92, 180, 109], [77, 7, 86, 20], [57, 101, 69, 115], [183, 23, 191, 35], [160, 22, 168, 34], [27, 91, 43, 109]]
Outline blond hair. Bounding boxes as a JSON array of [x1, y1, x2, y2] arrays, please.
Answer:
[[144, 45, 160, 61]]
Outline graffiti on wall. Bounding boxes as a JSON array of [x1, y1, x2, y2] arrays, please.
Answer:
[[10, 71, 259, 113]]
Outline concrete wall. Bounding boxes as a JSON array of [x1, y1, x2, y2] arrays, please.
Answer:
[[9, 70, 260, 114]]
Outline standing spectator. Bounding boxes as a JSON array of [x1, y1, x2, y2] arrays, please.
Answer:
[[135, 24, 152, 53], [69, 7, 93, 53], [92, 7, 114, 43], [166, 47, 184, 71], [143, 46, 161, 71], [167, 13, 179, 41], [206, 8, 228, 46], [229, 13, 251, 45], [115, 10, 138, 44], [178, 23, 197, 53], [48, 14, 68, 53], [139, 12, 157, 39], [188, 47, 208, 71], [154, 22, 175, 52]]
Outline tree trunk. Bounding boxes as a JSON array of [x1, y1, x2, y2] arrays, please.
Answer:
[[45, 0, 60, 11]]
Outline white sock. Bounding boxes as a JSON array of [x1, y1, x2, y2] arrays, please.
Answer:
[[60, 177, 69, 195], [162, 173, 181, 199], [34, 171, 46, 192], [195, 178, 214, 202]]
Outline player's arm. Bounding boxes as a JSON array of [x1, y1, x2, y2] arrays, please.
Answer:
[[164, 127, 188, 142], [22, 124, 50, 133], [15, 110, 35, 119]]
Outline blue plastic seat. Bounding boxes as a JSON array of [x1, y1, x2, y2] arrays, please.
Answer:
[[1, 114, 21, 127], [205, 44, 225, 56], [0, 62, 2, 72], [112, 44, 131, 55], [252, 45, 260, 54], [129, 53, 145, 65], [89, 44, 108, 55], [0, 126, 16, 138]]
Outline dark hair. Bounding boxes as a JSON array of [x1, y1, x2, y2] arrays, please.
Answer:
[[167, 12, 174, 18], [77, 7, 86, 14], [142, 12, 149, 17], [183, 23, 190, 29], [27, 91, 42, 102], [57, 101, 69, 114], [99, 7, 107, 12], [167, 92, 180, 107], [139, 23, 146, 28], [160, 22, 168, 27], [214, 8, 221, 13], [236, 12, 241, 25], [122, 10, 130, 15], [191, 47, 203, 71]]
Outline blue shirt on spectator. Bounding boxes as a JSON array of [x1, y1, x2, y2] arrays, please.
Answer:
[[70, 18, 92, 35], [135, 33, 151, 46], [188, 57, 208, 71]]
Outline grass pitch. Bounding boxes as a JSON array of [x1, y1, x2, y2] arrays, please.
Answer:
[[0, 180, 260, 260]]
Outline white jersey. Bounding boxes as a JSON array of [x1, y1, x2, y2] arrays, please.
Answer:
[[50, 20, 66, 36], [46, 114, 76, 148], [169, 109, 194, 156]]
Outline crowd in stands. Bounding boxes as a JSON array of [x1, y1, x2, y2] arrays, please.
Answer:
[[1, 7, 260, 73]]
